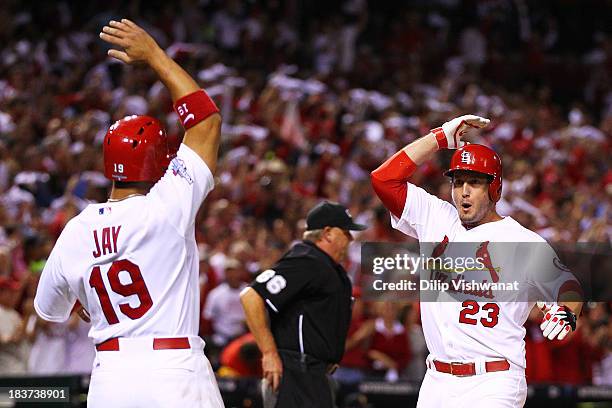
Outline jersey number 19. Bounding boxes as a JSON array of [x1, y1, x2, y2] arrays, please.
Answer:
[[89, 259, 153, 325]]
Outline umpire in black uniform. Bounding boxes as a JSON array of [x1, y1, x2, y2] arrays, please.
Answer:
[[240, 201, 367, 408]]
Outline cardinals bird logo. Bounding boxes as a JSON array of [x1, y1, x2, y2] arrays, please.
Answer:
[[431, 235, 449, 258], [476, 241, 499, 282]]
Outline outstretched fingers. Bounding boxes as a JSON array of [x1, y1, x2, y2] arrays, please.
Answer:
[[108, 20, 130, 32], [107, 49, 131, 64], [100, 18, 138, 47], [121, 18, 139, 29], [463, 115, 491, 128], [102, 25, 125, 38], [99, 30, 127, 48], [100, 20, 136, 62]]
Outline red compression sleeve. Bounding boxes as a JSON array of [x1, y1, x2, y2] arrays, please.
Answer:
[[371, 149, 417, 219]]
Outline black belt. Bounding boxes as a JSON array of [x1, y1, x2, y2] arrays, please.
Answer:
[[278, 349, 338, 375]]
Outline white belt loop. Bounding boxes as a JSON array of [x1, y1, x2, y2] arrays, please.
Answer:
[[426, 354, 436, 371], [474, 358, 487, 375]]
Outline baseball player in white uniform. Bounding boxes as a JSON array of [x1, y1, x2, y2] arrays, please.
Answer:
[[371, 115, 583, 407], [34, 19, 224, 407]]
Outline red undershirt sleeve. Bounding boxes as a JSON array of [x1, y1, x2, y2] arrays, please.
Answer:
[[370, 149, 417, 219]]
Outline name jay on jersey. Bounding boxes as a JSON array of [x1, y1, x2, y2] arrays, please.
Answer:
[[92, 226, 121, 258]]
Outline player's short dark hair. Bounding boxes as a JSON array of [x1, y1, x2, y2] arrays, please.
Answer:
[[450, 171, 494, 184]]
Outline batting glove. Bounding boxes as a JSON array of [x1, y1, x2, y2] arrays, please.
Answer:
[[540, 304, 577, 340], [431, 115, 490, 149]]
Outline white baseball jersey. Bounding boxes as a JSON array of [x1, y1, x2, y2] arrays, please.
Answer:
[[34, 144, 214, 344], [391, 183, 577, 369]]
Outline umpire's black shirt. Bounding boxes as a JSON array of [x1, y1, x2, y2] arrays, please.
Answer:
[[251, 240, 352, 364]]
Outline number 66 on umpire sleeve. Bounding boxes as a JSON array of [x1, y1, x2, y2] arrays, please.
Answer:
[[251, 259, 324, 314]]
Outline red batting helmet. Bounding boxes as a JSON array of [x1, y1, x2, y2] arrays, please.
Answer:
[[444, 144, 503, 202], [103, 115, 177, 182]]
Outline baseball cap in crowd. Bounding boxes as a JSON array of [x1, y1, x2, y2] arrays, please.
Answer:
[[306, 201, 367, 231]]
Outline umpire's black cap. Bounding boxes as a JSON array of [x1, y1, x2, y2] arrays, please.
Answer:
[[306, 201, 367, 231]]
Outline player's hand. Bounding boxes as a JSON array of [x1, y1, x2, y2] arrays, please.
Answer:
[[432, 114, 490, 149], [76, 306, 91, 323], [262, 350, 283, 392], [536, 301, 553, 312], [540, 304, 577, 340], [99, 19, 163, 65], [71, 300, 91, 323]]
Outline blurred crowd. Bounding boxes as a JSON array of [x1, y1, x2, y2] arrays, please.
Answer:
[[0, 0, 610, 390]]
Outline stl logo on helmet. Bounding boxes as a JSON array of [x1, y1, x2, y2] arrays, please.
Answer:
[[460, 151, 472, 164]]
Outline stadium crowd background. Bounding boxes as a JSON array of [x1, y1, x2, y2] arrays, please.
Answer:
[[0, 0, 610, 394]]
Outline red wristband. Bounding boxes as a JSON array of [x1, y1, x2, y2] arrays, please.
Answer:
[[173, 89, 219, 130], [431, 127, 447, 149]]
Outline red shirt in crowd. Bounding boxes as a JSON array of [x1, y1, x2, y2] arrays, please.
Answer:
[[368, 318, 411, 373], [525, 322, 554, 383], [340, 317, 371, 370], [548, 328, 603, 385]]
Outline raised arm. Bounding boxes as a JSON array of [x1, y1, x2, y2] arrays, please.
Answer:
[[100, 19, 221, 172], [370, 115, 490, 218]]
